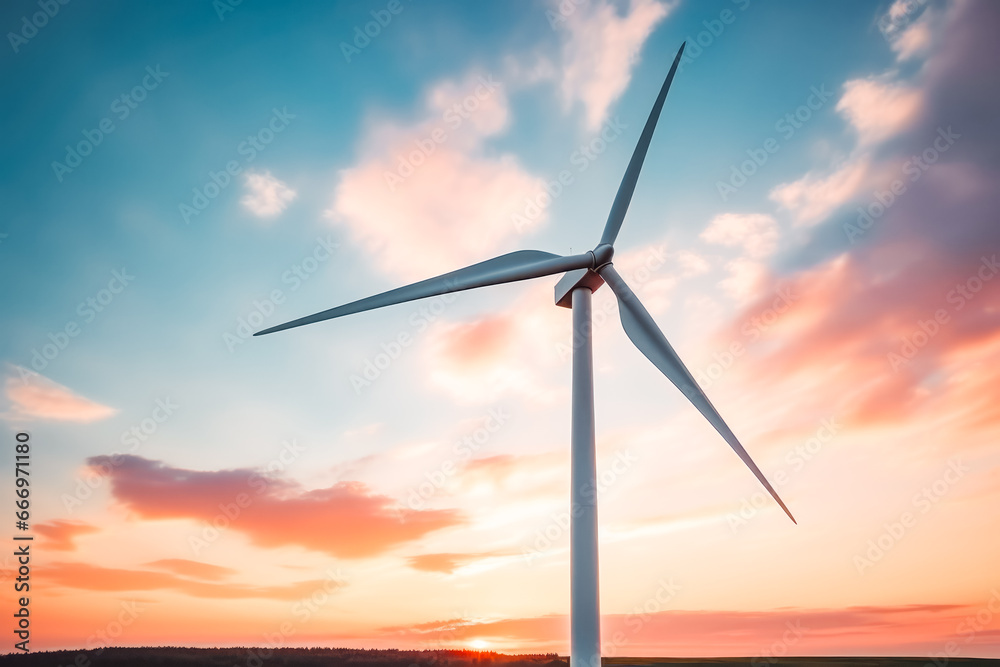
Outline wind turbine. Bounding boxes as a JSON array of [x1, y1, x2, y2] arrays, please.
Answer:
[[255, 42, 795, 667]]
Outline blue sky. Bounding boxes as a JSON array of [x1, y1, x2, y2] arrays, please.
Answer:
[[3, 0, 1000, 657]]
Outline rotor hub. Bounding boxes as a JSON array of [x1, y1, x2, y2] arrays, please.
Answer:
[[592, 243, 614, 269]]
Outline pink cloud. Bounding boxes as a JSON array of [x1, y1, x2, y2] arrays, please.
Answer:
[[719, 243, 1000, 433], [422, 287, 567, 404], [837, 78, 923, 145], [34, 520, 99, 551], [4, 367, 116, 423], [438, 317, 515, 371], [88, 455, 462, 558], [730, 0, 1000, 436], [327, 72, 548, 282]]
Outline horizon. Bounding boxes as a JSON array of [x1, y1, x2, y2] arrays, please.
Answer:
[[2, 0, 999, 660]]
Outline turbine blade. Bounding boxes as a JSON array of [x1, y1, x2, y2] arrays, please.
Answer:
[[599, 264, 796, 524], [600, 42, 685, 248], [255, 250, 593, 336]]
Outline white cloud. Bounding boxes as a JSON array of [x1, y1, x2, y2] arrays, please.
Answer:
[[769, 158, 870, 226], [836, 78, 923, 146], [676, 250, 711, 277], [879, 0, 934, 61], [700, 213, 779, 259], [556, 0, 674, 130], [241, 171, 297, 218], [892, 18, 933, 61], [768, 42, 925, 229]]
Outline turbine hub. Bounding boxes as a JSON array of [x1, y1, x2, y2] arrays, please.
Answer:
[[592, 243, 614, 269]]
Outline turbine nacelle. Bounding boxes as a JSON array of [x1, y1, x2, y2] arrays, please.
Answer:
[[554, 244, 614, 308], [554, 268, 604, 309]]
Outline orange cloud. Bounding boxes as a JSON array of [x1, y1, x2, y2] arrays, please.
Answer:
[[40, 562, 343, 601], [88, 455, 463, 558], [35, 520, 99, 551], [4, 367, 116, 422], [376, 603, 1000, 657], [407, 551, 508, 574], [145, 559, 237, 581]]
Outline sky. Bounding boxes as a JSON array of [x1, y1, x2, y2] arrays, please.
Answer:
[[1, 0, 999, 658]]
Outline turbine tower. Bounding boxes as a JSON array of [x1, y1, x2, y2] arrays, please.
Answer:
[[255, 42, 795, 667]]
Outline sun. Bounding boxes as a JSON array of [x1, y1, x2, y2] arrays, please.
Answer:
[[470, 640, 489, 650]]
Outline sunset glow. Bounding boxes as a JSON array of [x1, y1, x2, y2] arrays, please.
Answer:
[[2, 0, 999, 659]]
